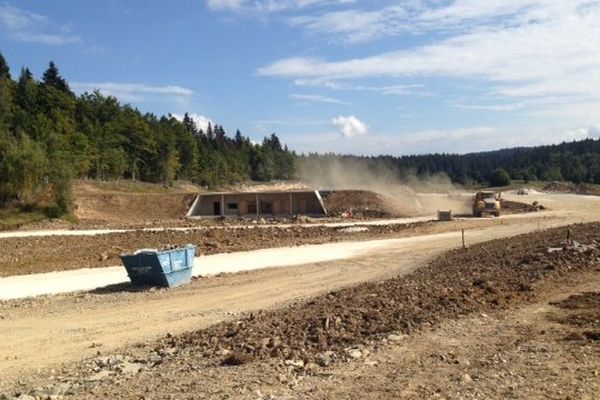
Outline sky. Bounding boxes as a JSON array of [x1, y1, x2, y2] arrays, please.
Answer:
[[1, 0, 599, 156]]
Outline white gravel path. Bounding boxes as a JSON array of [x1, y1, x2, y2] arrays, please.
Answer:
[[0, 232, 458, 301]]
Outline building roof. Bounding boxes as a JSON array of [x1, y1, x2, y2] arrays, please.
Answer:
[[197, 189, 320, 196]]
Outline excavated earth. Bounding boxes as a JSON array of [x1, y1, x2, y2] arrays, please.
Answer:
[[4, 222, 599, 399], [543, 181, 600, 196], [0, 209, 537, 277]]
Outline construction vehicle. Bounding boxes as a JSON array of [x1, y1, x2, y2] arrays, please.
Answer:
[[472, 191, 501, 217]]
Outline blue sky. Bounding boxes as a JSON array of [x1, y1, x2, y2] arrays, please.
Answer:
[[1, 0, 599, 155]]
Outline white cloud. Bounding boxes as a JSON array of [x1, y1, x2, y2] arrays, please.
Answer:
[[289, 7, 406, 44], [257, 1, 550, 44], [71, 82, 194, 106], [290, 93, 352, 105], [259, 7, 600, 86], [0, 5, 80, 45], [206, 0, 245, 11], [283, 124, 596, 156], [258, 1, 600, 131], [206, 0, 353, 13], [331, 115, 368, 138], [171, 113, 213, 132], [452, 102, 525, 111]]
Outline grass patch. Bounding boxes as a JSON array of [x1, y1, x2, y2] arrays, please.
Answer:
[[0, 208, 48, 231]]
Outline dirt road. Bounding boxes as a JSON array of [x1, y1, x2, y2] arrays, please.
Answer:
[[0, 192, 598, 390], [0, 192, 585, 278], [0, 233, 458, 300]]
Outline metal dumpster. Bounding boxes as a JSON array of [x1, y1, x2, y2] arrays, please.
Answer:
[[120, 244, 196, 287]]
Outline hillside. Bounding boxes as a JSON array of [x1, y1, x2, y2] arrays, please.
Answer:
[[301, 138, 600, 186]]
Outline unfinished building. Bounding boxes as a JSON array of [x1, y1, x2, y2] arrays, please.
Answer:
[[186, 190, 327, 218]]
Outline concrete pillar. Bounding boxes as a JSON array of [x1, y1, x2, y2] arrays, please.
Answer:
[[289, 193, 293, 216], [239, 201, 247, 216], [221, 194, 225, 217], [256, 194, 260, 218]]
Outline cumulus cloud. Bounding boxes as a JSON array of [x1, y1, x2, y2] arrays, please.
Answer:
[[0, 5, 80, 45], [331, 115, 368, 138], [171, 113, 213, 132], [71, 82, 193, 106]]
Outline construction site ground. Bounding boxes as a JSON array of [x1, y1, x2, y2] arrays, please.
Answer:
[[0, 189, 599, 398]]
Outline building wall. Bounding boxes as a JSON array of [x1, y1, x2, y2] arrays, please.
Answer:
[[190, 192, 325, 217]]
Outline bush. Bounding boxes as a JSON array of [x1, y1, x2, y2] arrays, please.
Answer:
[[490, 168, 511, 187]]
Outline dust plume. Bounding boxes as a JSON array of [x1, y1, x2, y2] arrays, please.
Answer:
[[299, 158, 471, 216]]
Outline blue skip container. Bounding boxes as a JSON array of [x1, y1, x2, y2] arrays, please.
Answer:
[[120, 244, 196, 288]]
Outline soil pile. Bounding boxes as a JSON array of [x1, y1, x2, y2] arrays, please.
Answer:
[[543, 181, 600, 196], [500, 199, 544, 213], [74, 193, 196, 225], [165, 223, 598, 367], [323, 190, 407, 217]]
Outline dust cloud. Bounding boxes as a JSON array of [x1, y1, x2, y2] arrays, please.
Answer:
[[300, 158, 471, 216]]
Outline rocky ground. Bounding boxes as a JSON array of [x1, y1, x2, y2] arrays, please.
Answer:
[[3, 222, 598, 399]]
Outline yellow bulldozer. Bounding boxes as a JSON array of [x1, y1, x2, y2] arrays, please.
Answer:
[[472, 191, 501, 217]]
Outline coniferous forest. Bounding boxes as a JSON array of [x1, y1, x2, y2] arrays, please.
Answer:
[[0, 54, 295, 216], [1, 53, 599, 217], [302, 137, 600, 187]]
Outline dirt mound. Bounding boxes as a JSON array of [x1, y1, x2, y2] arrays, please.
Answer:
[[543, 181, 600, 195], [574, 183, 600, 195], [162, 223, 598, 367], [543, 181, 573, 192], [322, 190, 407, 217], [74, 192, 196, 225], [500, 199, 545, 213], [71, 180, 199, 226]]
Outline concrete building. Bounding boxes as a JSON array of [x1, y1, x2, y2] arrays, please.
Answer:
[[186, 190, 327, 218]]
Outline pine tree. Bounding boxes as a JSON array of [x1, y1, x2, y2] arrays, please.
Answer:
[[182, 112, 197, 135], [234, 129, 243, 149], [206, 122, 214, 142], [0, 51, 10, 80], [215, 124, 226, 144], [42, 61, 71, 93], [0, 51, 14, 129]]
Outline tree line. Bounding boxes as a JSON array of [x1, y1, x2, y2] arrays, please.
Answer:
[[300, 138, 600, 186], [0, 53, 295, 216], [2, 52, 598, 217]]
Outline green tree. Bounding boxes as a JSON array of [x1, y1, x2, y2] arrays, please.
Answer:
[[42, 61, 71, 94], [489, 168, 511, 187], [0, 131, 47, 204], [0, 51, 14, 130]]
